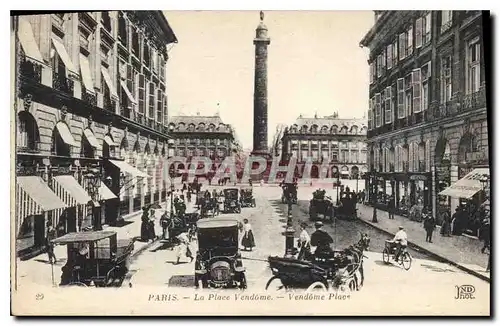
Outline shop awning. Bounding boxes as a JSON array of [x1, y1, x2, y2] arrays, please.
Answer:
[[439, 168, 490, 199], [16, 176, 67, 218], [79, 53, 95, 93], [99, 183, 117, 200], [52, 175, 92, 206], [109, 160, 150, 178], [18, 17, 44, 64], [101, 67, 118, 98], [83, 128, 102, 150], [51, 37, 77, 76], [120, 81, 137, 104], [104, 135, 117, 147], [56, 122, 78, 146]]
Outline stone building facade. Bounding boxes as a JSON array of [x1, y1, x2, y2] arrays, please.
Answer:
[[14, 11, 177, 257], [360, 11, 488, 222], [280, 114, 368, 179]]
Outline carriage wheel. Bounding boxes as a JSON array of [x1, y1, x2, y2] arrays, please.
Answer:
[[401, 252, 412, 270], [236, 207, 241, 213], [68, 282, 88, 287], [265, 276, 287, 291], [382, 249, 390, 264], [306, 281, 327, 292], [239, 274, 247, 289]]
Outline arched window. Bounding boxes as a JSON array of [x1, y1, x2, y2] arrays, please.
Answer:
[[310, 124, 318, 134], [208, 124, 215, 132], [321, 125, 329, 134], [350, 125, 359, 134], [17, 112, 40, 151], [51, 124, 72, 156], [340, 126, 348, 134], [301, 125, 308, 133], [330, 125, 338, 134], [197, 123, 205, 131], [81, 129, 95, 158]]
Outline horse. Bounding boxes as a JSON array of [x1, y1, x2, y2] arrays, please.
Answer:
[[342, 233, 370, 291]]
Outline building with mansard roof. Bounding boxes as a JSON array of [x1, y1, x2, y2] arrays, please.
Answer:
[[280, 113, 368, 179], [360, 11, 488, 229], [13, 11, 177, 258]]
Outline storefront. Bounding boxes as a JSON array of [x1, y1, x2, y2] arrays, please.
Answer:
[[366, 171, 431, 216]]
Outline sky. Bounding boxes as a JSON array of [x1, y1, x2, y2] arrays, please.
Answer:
[[164, 11, 374, 149]]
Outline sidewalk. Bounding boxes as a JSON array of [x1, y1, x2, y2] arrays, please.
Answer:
[[15, 201, 200, 288], [356, 204, 490, 282]]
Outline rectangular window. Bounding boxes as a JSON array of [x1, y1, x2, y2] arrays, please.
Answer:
[[467, 39, 481, 94], [412, 68, 422, 113], [163, 94, 168, 125], [397, 78, 405, 118], [441, 11, 453, 33], [137, 74, 146, 114], [148, 82, 155, 118], [441, 56, 452, 103], [387, 44, 393, 69], [384, 86, 392, 124], [421, 62, 431, 111], [399, 33, 406, 60], [407, 26, 413, 56], [424, 13, 432, 44], [393, 39, 398, 64], [377, 55, 382, 78], [415, 18, 423, 48], [159, 55, 165, 81], [381, 48, 386, 73], [368, 98, 373, 130], [375, 93, 382, 127], [156, 89, 162, 122], [369, 62, 374, 84]]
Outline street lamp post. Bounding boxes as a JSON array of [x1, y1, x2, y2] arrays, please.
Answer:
[[84, 167, 102, 231]]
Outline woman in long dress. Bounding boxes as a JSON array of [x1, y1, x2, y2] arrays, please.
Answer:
[[241, 219, 255, 251]]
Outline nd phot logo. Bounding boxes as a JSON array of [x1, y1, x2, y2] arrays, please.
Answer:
[[454, 285, 475, 300]]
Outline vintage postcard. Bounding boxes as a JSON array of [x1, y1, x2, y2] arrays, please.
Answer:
[[11, 10, 491, 316]]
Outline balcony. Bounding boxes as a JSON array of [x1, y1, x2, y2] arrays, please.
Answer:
[[82, 91, 97, 107], [402, 162, 409, 173], [389, 163, 395, 172], [19, 56, 42, 84], [17, 141, 41, 154], [458, 89, 487, 113], [52, 71, 74, 95]]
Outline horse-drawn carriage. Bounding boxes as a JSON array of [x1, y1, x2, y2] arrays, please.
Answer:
[[265, 234, 370, 292], [52, 231, 134, 287], [240, 187, 256, 208], [200, 196, 219, 217], [223, 188, 241, 213], [309, 189, 335, 222], [335, 195, 358, 220], [281, 183, 297, 204]]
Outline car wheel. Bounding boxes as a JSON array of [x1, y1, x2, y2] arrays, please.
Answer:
[[265, 276, 286, 291], [239, 274, 247, 289]]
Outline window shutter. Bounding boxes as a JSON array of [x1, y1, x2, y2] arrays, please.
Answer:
[[163, 94, 168, 126], [381, 48, 386, 73], [368, 98, 373, 130], [412, 68, 422, 113], [145, 79, 150, 116], [425, 13, 432, 42], [387, 44, 393, 69], [369, 62, 374, 84], [399, 33, 405, 60], [415, 18, 423, 48], [149, 82, 156, 118], [426, 140, 431, 171], [397, 78, 405, 118], [138, 73, 145, 114], [407, 26, 413, 55], [156, 89, 162, 122]]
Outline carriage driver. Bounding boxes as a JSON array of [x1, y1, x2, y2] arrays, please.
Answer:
[[310, 221, 334, 257], [392, 226, 408, 261]]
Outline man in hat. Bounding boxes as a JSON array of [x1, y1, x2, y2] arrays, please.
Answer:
[[392, 226, 408, 262], [310, 221, 334, 257], [297, 222, 311, 260]]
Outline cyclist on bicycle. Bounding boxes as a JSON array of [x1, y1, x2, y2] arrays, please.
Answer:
[[392, 226, 408, 261]]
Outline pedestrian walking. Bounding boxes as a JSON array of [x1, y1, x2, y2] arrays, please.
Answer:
[[423, 213, 436, 243], [175, 229, 193, 264], [46, 222, 57, 264], [297, 222, 311, 260], [241, 218, 255, 251], [388, 195, 395, 219], [160, 211, 170, 241], [140, 206, 150, 242], [148, 209, 157, 242], [480, 217, 490, 254]]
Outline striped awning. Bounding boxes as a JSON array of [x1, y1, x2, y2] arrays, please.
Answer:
[[104, 135, 117, 147], [120, 81, 137, 104], [99, 183, 117, 200], [52, 175, 91, 206], [16, 176, 67, 219], [56, 122, 78, 147], [18, 17, 44, 64]]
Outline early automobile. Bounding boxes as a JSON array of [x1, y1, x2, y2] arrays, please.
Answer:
[[281, 182, 298, 204], [240, 187, 256, 208], [309, 189, 335, 222], [52, 231, 134, 287], [223, 188, 241, 213], [194, 218, 247, 289], [335, 194, 358, 220]]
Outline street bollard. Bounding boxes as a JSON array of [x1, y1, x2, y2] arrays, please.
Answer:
[[284, 224, 296, 258]]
